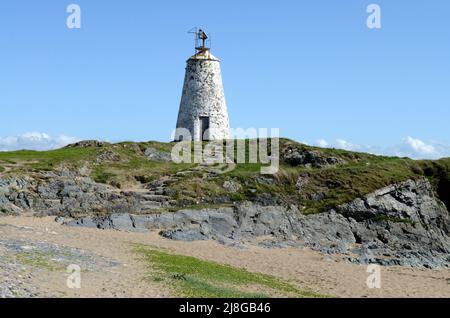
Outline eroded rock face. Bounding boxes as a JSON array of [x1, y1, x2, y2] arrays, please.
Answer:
[[0, 169, 168, 217], [65, 140, 109, 148], [333, 179, 450, 267], [306, 179, 450, 268], [58, 178, 450, 268], [341, 179, 450, 235], [281, 147, 346, 168], [144, 147, 172, 162], [2, 171, 449, 268]]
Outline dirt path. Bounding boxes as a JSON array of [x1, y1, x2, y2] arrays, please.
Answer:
[[0, 165, 12, 178], [0, 160, 37, 178], [0, 216, 449, 298]]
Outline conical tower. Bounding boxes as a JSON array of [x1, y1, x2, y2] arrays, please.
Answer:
[[175, 29, 230, 141]]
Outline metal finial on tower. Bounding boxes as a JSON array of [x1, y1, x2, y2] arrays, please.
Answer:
[[197, 29, 208, 49], [188, 27, 211, 53]]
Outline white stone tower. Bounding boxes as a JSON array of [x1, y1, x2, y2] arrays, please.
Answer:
[[175, 29, 230, 141]]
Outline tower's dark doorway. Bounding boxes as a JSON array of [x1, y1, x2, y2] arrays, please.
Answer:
[[199, 116, 210, 141]]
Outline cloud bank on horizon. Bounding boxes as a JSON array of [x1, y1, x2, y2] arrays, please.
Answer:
[[0, 132, 80, 152], [0, 132, 449, 160], [306, 136, 450, 160]]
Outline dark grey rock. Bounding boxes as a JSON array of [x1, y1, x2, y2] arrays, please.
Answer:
[[0, 170, 148, 217], [144, 147, 172, 162], [281, 146, 346, 168], [222, 180, 242, 193], [253, 193, 280, 206], [161, 228, 208, 241], [65, 140, 109, 148]]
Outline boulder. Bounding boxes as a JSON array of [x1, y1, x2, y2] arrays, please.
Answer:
[[144, 147, 172, 162]]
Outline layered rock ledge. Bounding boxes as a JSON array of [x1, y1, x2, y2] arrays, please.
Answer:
[[55, 178, 450, 269]]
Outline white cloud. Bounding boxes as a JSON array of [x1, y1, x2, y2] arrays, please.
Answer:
[[0, 132, 81, 151], [335, 139, 361, 151], [311, 138, 360, 151], [306, 136, 450, 159], [404, 137, 437, 155], [389, 137, 442, 159], [315, 139, 329, 148]]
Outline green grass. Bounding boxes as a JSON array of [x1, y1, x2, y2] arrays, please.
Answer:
[[91, 159, 194, 188], [86, 140, 194, 188], [16, 250, 63, 271], [0, 159, 17, 164], [0, 147, 98, 172], [135, 245, 325, 298]]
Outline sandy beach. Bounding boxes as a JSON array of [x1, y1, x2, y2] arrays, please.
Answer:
[[0, 216, 449, 298]]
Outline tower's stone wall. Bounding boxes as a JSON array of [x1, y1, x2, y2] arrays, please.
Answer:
[[175, 55, 230, 141]]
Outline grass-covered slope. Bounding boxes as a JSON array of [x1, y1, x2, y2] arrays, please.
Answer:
[[1, 139, 449, 214]]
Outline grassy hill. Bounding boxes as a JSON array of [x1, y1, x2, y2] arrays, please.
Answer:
[[1, 139, 449, 214]]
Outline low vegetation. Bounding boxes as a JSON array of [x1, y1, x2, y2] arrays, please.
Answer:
[[135, 245, 324, 298], [0, 148, 98, 171], [0, 138, 449, 214], [15, 251, 63, 272]]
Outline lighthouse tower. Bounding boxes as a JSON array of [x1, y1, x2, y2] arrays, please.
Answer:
[[175, 29, 230, 141]]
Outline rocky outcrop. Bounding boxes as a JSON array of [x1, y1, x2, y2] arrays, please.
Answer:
[[222, 180, 242, 193], [65, 140, 109, 148], [281, 146, 346, 168], [2, 168, 449, 268], [58, 178, 450, 268], [304, 178, 450, 268], [144, 147, 172, 162], [0, 169, 172, 217], [332, 178, 450, 267]]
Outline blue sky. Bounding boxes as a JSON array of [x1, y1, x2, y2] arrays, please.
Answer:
[[0, 0, 449, 158]]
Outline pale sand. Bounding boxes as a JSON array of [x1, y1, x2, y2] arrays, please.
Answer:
[[0, 216, 449, 298]]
